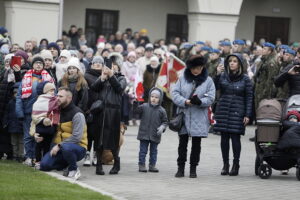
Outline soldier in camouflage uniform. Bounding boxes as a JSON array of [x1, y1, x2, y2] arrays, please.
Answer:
[[207, 48, 223, 78], [276, 48, 296, 99], [219, 41, 232, 59], [253, 42, 279, 110]]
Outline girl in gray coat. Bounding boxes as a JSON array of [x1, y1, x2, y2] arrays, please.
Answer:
[[136, 87, 168, 173], [172, 55, 215, 178]]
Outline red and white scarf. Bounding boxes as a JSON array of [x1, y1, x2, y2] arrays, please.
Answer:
[[21, 69, 54, 99]]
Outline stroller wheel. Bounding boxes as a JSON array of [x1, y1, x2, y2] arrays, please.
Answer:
[[258, 164, 272, 179], [296, 168, 300, 181]]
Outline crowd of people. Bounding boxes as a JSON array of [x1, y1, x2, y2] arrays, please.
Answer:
[[0, 24, 300, 180]]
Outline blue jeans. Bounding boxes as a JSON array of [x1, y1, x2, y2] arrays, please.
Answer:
[[138, 140, 158, 166], [40, 143, 86, 171], [23, 114, 35, 159]]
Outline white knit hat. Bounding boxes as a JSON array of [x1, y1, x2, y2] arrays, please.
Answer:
[[4, 53, 14, 61], [67, 57, 81, 71], [40, 50, 53, 61], [60, 49, 71, 61], [150, 56, 159, 63], [97, 42, 105, 49]]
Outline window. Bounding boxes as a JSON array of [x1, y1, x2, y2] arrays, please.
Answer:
[[166, 14, 188, 44], [254, 16, 290, 44], [85, 9, 119, 47]]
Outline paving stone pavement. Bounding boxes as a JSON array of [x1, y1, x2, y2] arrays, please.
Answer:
[[69, 126, 299, 200]]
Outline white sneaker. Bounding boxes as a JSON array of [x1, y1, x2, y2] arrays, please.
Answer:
[[83, 152, 91, 166], [34, 162, 40, 170], [92, 153, 97, 166], [68, 168, 81, 180], [23, 158, 33, 166]]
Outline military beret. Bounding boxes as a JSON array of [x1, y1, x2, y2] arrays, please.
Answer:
[[280, 44, 289, 50], [284, 48, 296, 56], [211, 48, 221, 54], [220, 41, 231, 47], [263, 42, 275, 49], [200, 46, 212, 52], [182, 43, 193, 49], [232, 39, 245, 45], [195, 41, 205, 45]]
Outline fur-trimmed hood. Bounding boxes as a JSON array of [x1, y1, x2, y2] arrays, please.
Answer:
[[109, 52, 124, 68]]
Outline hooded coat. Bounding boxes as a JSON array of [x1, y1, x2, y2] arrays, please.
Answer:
[[213, 54, 253, 135], [171, 67, 215, 137], [91, 72, 126, 151], [136, 87, 168, 143]]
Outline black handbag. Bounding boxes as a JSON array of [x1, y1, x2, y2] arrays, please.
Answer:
[[90, 100, 104, 114], [169, 81, 197, 132], [169, 112, 185, 132]]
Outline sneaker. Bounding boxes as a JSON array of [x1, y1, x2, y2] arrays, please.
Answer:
[[92, 153, 97, 166], [83, 152, 91, 166], [23, 158, 33, 167], [34, 162, 41, 170], [68, 168, 81, 180]]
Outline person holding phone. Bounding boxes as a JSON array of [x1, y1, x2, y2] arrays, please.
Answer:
[[14, 50, 31, 76], [0, 54, 22, 159], [274, 60, 300, 98], [91, 52, 126, 175]]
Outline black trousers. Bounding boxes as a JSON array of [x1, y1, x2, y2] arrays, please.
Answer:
[[177, 134, 201, 167], [220, 133, 241, 165], [35, 135, 53, 162]]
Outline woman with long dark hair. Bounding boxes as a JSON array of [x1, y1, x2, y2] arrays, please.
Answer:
[[214, 54, 253, 176]]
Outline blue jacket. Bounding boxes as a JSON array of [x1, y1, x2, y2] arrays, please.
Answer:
[[171, 71, 215, 137], [16, 74, 42, 118]]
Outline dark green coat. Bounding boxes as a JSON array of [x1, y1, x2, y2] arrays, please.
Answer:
[[253, 54, 279, 109]]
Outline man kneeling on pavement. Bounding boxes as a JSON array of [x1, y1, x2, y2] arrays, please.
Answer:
[[39, 87, 87, 180]]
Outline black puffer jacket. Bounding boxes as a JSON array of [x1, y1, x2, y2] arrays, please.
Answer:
[[214, 54, 253, 135], [274, 64, 300, 97]]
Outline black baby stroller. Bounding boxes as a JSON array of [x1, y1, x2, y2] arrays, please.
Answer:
[[254, 97, 300, 180]]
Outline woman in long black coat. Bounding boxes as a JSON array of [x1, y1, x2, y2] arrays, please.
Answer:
[[83, 56, 103, 166], [0, 59, 22, 158], [91, 53, 126, 175], [214, 54, 253, 176]]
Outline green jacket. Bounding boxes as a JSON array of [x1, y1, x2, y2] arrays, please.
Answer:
[[254, 54, 279, 109]]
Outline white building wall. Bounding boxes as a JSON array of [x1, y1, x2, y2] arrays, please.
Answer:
[[4, 0, 60, 45], [0, 0, 5, 27], [187, 0, 243, 47], [236, 0, 300, 43], [63, 0, 188, 42]]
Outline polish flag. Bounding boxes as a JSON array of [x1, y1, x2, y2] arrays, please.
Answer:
[[134, 68, 144, 102], [156, 53, 186, 98]]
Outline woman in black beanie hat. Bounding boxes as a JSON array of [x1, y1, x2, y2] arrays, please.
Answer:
[[172, 54, 216, 178]]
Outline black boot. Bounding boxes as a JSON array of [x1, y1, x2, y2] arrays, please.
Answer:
[[221, 163, 230, 175], [109, 157, 120, 175], [189, 165, 197, 178], [175, 165, 185, 177], [229, 163, 240, 176], [96, 164, 105, 175]]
